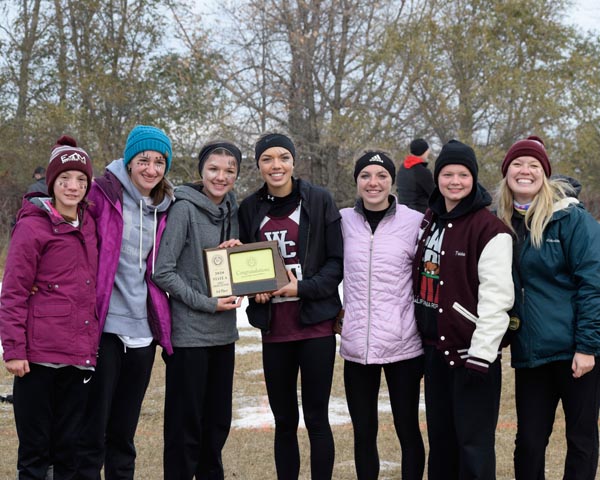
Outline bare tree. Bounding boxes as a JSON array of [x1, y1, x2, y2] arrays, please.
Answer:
[[403, 0, 594, 181], [211, 0, 419, 201], [0, 0, 49, 144]]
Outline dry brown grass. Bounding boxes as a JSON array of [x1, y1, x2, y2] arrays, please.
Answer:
[[0, 332, 597, 479]]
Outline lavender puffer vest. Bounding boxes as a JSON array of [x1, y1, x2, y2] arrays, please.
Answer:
[[340, 201, 423, 364]]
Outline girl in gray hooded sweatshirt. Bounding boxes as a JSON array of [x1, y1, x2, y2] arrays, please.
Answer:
[[154, 140, 243, 480]]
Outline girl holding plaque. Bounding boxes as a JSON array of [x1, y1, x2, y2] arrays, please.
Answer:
[[496, 136, 600, 480], [339, 150, 425, 480], [238, 133, 343, 480], [77, 125, 174, 480], [153, 140, 243, 479]]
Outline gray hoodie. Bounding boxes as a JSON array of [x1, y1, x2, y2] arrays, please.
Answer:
[[103, 159, 173, 339], [153, 184, 239, 348]]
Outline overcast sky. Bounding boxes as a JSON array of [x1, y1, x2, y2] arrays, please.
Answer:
[[566, 0, 600, 32], [196, 1, 600, 32]]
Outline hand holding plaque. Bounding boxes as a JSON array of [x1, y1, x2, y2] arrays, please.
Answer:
[[204, 241, 289, 298]]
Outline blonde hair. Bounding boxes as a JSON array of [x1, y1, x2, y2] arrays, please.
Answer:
[[496, 176, 573, 248]]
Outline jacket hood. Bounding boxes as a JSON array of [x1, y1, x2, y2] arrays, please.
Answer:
[[551, 174, 582, 198], [16, 194, 50, 220], [551, 197, 581, 220], [553, 196, 579, 212], [175, 184, 238, 221], [17, 193, 84, 225], [106, 158, 172, 213], [403, 155, 427, 169], [428, 182, 492, 220], [175, 184, 238, 242]]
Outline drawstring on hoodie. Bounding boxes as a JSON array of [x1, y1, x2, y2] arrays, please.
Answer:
[[152, 208, 158, 275], [219, 201, 232, 243], [225, 201, 231, 240], [139, 199, 143, 272], [138, 199, 159, 275]]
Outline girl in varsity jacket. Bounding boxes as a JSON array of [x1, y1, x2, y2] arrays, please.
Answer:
[[413, 140, 514, 480]]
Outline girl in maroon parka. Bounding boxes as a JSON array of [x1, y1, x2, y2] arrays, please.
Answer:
[[0, 136, 97, 480]]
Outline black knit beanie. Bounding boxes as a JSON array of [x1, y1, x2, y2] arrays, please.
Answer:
[[353, 151, 396, 185], [410, 138, 429, 156], [433, 140, 478, 184], [254, 133, 296, 166]]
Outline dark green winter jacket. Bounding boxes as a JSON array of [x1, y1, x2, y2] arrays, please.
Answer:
[[510, 198, 600, 369]]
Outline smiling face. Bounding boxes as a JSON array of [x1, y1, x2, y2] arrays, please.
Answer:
[[257, 146, 294, 196], [201, 153, 238, 204], [505, 155, 545, 204], [437, 164, 473, 212], [356, 164, 392, 211], [53, 170, 88, 217], [128, 150, 166, 196]]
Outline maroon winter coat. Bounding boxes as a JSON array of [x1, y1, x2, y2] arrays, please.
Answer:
[[0, 194, 99, 367]]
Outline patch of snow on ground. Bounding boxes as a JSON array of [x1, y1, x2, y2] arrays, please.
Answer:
[[0, 283, 426, 428], [235, 342, 262, 355]]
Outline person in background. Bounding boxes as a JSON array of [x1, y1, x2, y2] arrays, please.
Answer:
[[153, 140, 244, 479], [550, 173, 582, 199], [27, 166, 49, 195], [340, 149, 425, 479], [238, 133, 343, 480], [496, 136, 600, 480], [0, 136, 97, 480], [413, 140, 514, 480], [396, 138, 435, 213], [77, 125, 174, 480]]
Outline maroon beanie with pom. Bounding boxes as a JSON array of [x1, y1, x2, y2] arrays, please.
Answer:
[[46, 135, 93, 196], [501, 135, 550, 177]]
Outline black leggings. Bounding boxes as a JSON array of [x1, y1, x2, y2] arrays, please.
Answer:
[[163, 344, 235, 480], [514, 360, 600, 480], [262, 335, 336, 480], [77, 333, 155, 480], [344, 356, 425, 480], [13, 364, 91, 480]]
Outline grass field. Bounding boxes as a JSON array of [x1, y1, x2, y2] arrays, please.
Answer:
[[0, 314, 593, 479]]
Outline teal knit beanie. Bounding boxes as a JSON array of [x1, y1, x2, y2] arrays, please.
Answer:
[[123, 125, 173, 172]]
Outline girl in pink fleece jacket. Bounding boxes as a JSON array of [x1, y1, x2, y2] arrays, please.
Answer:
[[0, 135, 97, 480]]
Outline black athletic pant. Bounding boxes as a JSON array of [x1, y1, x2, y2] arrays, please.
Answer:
[[163, 344, 235, 480], [514, 359, 600, 480], [262, 335, 336, 480], [76, 333, 155, 480], [13, 364, 90, 480], [424, 346, 501, 480], [344, 356, 425, 480]]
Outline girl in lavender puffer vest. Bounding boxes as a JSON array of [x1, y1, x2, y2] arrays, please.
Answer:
[[339, 150, 425, 480]]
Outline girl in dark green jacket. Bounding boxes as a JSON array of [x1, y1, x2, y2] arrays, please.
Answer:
[[497, 135, 600, 480]]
